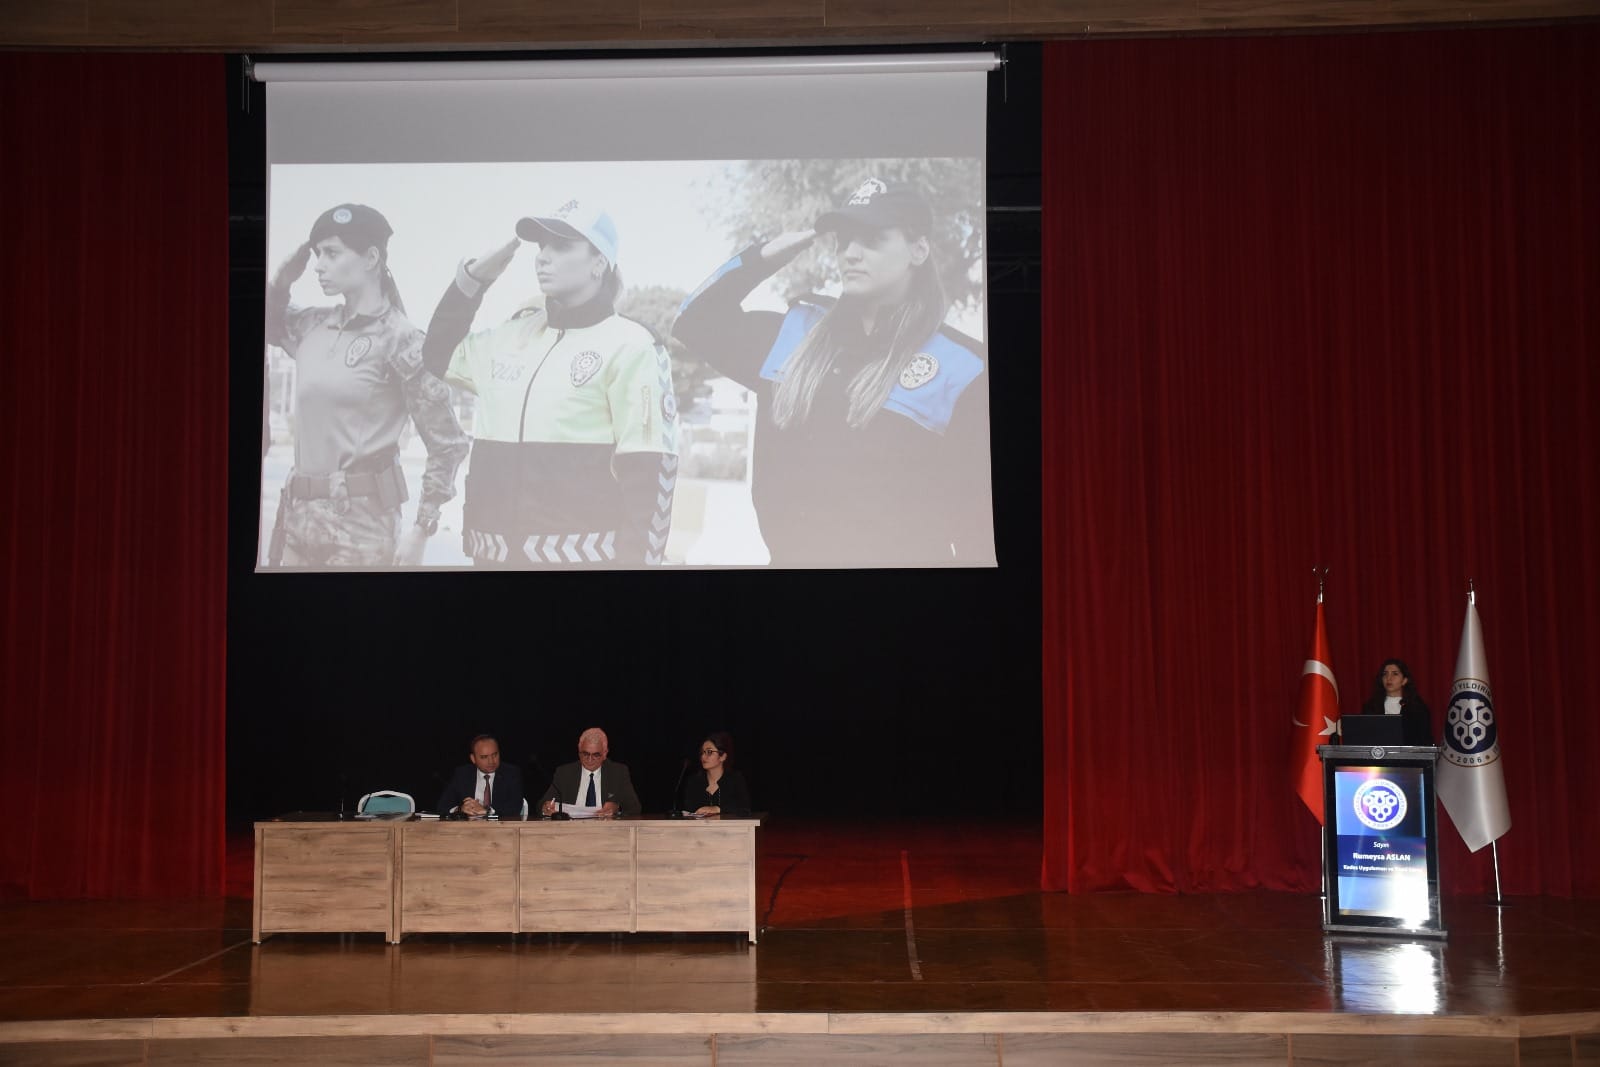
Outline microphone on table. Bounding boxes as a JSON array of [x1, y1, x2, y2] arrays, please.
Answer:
[[667, 757, 690, 818]]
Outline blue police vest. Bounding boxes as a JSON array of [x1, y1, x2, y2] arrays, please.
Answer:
[[757, 301, 984, 434]]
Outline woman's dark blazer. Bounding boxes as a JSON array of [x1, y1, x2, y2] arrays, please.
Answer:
[[680, 768, 752, 816]]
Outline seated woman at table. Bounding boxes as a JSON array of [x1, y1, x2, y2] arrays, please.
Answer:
[[680, 731, 752, 817]]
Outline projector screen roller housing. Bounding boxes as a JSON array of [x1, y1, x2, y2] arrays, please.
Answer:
[[257, 57, 996, 571]]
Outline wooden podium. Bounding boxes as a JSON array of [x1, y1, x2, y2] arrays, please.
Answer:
[[1317, 745, 1445, 938], [253, 815, 762, 943]]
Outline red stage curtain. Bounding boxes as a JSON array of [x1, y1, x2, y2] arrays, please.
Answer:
[[1042, 27, 1600, 896], [0, 55, 228, 899]]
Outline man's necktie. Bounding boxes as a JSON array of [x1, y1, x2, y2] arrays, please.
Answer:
[[483, 774, 492, 812], [585, 773, 597, 807]]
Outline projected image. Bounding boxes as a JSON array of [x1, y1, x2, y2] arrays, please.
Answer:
[[260, 158, 990, 570]]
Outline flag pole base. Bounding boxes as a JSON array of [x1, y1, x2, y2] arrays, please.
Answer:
[[1488, 839, 1507, 907]]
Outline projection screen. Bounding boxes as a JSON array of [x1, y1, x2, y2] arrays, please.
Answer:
[[255, 55, 997, 571]]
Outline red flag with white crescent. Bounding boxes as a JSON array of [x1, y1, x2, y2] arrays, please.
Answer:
[[1290, 600, 1340, 823]]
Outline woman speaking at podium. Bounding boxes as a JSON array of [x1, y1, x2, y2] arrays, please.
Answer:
[[1359, 658, 1433, 746]]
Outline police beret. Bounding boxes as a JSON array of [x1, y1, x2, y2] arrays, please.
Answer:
[[309, 203, 394, 252]]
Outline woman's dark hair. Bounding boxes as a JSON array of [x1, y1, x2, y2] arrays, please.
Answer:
[[704, 731, 736, 765], [1369, 658, 1421, 704], [769, 232, 947, 430]]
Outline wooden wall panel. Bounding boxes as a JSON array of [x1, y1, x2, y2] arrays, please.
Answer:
[[637, 0, 825, 36], [458, 0, 642, 42], [84, 0, 274, 46], [272, 0, 457, 36], [143, 1036, 430, 1065], [434, 1034, 712, 1064], [0, 1042, 147, 1067], [1289, 1033, 1517, 1067], [826, 0, 1010, 29], [716, 1033, 1001, 1066], [1518, 1035, 1579, 1067], [0, 0, 89, 40], [2, 0, 1595, 49]]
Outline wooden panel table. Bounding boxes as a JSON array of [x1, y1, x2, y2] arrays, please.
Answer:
[[253, 821, 396, 941], [254, 816, 761, 943]]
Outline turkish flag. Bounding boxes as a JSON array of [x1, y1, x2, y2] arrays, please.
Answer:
[[1290, 600, 1341, 823]]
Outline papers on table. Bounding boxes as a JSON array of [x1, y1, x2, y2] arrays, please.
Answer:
[[562, 805, 605, 819]]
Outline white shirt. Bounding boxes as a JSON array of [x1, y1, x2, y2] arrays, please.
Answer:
[[1384, 696, 1402, 716]]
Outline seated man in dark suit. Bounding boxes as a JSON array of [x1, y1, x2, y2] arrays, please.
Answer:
[[437, 734, 525, 818], [538, 727, 641, 818]]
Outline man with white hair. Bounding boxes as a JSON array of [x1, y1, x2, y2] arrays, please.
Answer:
[[538, 727, 641, 817]]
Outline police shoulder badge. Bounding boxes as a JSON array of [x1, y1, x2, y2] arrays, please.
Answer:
[[345, 335, 374, 367], [570, 350, 604, 387], [661, 390, 678, 422], [899, 352, 939, 390]]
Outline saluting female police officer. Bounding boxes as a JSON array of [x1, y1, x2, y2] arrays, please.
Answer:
[[672, 179, 989, 566], [265, 204, 468, 567], [421, 199, 677, 568]]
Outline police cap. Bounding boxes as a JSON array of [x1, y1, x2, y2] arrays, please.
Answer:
[[516, 198, 620, 267], [309, 203, 394, 253], [815, 179, 933, 237]]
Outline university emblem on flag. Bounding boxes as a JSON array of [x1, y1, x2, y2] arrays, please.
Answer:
[[570, 350, 603, 387], [1443, 682, 1497, 766], [1353, 778, 1407, 832], [900, 353, 939, 390], [345, 336, 373, 367]]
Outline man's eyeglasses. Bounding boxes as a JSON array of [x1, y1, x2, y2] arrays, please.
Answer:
[[579, 749, 605, 759]]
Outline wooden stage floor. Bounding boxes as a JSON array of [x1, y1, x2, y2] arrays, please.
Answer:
[[1, 821, 1597, 1065]]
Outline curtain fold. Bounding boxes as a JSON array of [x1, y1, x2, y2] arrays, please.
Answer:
[[1042, 27, 1599, 896], [0, 54, 228, 899]]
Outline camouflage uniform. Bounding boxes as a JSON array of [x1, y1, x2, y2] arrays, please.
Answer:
[[266, 295, 468, 567]]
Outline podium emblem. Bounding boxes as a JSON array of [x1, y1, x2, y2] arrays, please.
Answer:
[[1353, 778, 1408, 832]]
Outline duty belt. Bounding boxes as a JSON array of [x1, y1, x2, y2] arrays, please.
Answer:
[[288, 462, 407, 510]]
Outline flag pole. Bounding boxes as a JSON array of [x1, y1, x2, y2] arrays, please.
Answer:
[[1316, 566, 1328, 902], [1490, 839, 1505, 906]]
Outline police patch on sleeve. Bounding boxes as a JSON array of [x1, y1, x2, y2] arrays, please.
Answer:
[[345, 335, 374, 367], [899, 353, 939, 390], [570, 350, 603, 387], [661, 390, 678, 422]]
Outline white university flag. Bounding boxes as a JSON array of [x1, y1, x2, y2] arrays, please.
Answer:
[[1436, 596, 1512, 852]]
